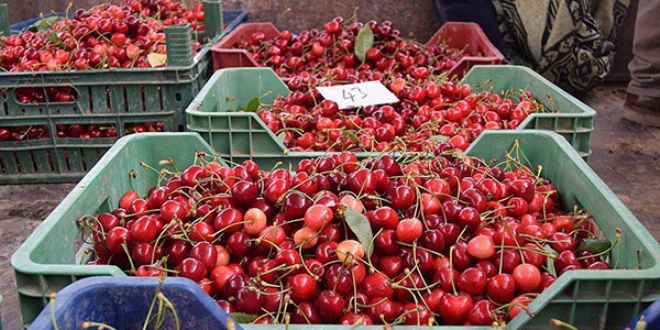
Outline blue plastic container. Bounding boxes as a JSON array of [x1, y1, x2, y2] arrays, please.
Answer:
[[222, 9, 249, 35], [9, 12, 63, 34], [624, 299, 660, 330], [28, 277, 239, 330], [10, 10, 248, 35]]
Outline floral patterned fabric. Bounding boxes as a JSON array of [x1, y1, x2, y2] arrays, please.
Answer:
[[493, 0, 630, 94]]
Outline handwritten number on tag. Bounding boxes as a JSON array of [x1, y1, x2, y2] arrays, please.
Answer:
[[316, 81, 399, 109], [342, 87, 368, 102]]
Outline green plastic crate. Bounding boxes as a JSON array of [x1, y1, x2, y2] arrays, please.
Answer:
[[461, 65, 596, 161], [11, 130, 660, 329], [0, 0, 225, 184], [185, 65, 596, 169]]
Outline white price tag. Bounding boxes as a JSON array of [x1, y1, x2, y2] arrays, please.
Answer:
[[316, 81, 399, 109]]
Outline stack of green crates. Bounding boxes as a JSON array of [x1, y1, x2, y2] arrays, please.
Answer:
[[0, 0, 230, 184]]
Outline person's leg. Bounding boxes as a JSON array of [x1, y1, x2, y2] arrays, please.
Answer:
[[624, 0, 660, 126]]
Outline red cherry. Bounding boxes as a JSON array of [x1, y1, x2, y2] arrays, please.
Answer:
[[468, 299, 499, 325], [175, 258, 208, 282], [130, 216, 158, 242], [339, 313, 373, 325], [235, 286, 265, 314], [371, 206, 399, 230], [106, 227, 132, 254], [231, 180, 258, 206], [457, 267, 487, 296], [213, 208, 243, 233], [512, 263, 542, 293], [396, 217, 423, 243], [318, 290, 345, 322], [290, 273, 318, 302], [467, 235, 496, 259], [189, 241, 218, 272], [304, 204, 333, 231], [189, 222, 214, 242], [487, 274, 516, 304], [362, 272, 394, 299], [439, 293, 473, 325], [389, 185, 416, 210]]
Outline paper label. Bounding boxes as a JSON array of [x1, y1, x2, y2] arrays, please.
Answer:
[[316, 81, 399, 109]]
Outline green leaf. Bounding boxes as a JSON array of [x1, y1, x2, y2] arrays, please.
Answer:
[[245, 97, 260, 112], [46, 32, 66, 48], [543, 244, 557, 278], [342, 130, 359, 144], [342, 207, 374, 258], [276, 132, 286, 144], [230, 312, 258, 323], [428, 135, 450, 143], [578, 239, 612, 254], [32, 15, 62, 32], [354, 25, 374, 63]]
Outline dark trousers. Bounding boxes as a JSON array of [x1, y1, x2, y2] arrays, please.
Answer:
[[433, 0, 505, 53], [628, 0, 660, 98]]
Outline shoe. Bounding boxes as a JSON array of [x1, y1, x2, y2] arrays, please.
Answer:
[[623, 92, 660, 127]]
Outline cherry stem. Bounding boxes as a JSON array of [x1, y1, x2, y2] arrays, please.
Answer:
[[396, 241, 445, 259], [275, 282, 287, 324], [128, 170, 137, 193], [498, 226, 505, 275], [226, 318, 236, 330], [411, 242, 433, 295], [550, 318, 579, 330], [505, 221, 525, 264], [350, 264, 359, 312], [211, 220, 251, 238], [141, 274, 166, 330], [153, 294, 166, 328], [614, 228, 623, 269], [80, 322, 118, 330], [49, 293, 60, 330], [284, 313, 290, 330], [297, 242, 317, 280], [500, 244, 556, 258], [120, 241, 136, 274], [151, 221, 176, 263], [448, 245, 458, 296], [157, 293, 181, 330]]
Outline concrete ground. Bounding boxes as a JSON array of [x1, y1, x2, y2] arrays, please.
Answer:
[[0, 85, 659, 329]]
